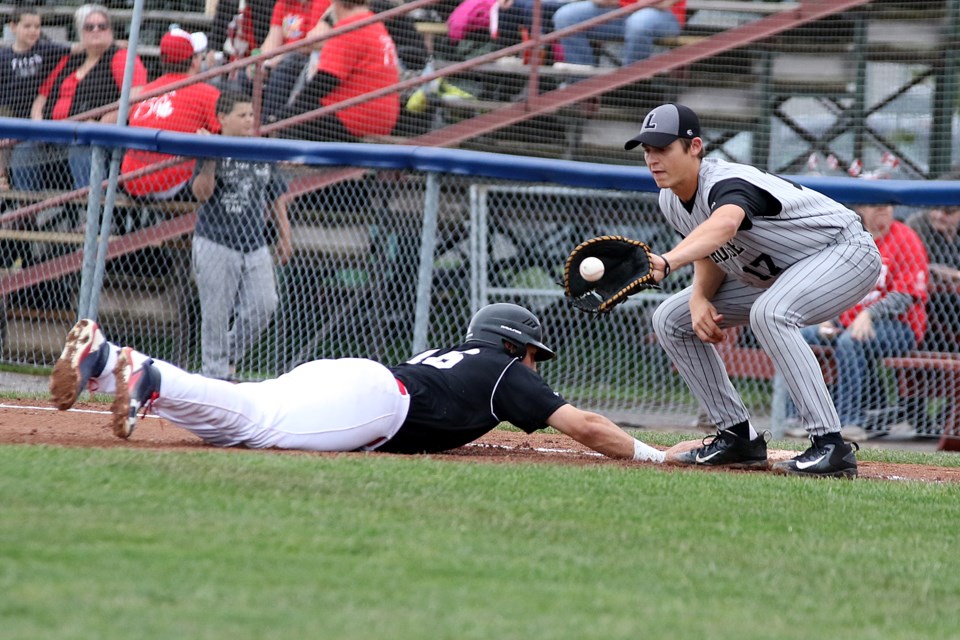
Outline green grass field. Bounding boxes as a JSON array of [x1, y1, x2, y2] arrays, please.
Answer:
[[3, 443, 960, 640]]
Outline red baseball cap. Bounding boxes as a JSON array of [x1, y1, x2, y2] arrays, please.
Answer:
[[160, 28, 208, 64]]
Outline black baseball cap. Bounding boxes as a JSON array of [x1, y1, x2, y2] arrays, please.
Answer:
[[624, 103, 701, 150]]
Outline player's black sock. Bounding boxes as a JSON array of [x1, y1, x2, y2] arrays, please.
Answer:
[[814, 431, 845, 446], [727, 420, 752, 439]]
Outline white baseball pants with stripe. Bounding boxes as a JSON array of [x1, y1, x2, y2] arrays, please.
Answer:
[[92, 351, 410, 451], [652, 233, 881, 436]]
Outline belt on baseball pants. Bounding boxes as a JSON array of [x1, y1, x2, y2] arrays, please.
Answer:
[[359, 378, 409, 450]]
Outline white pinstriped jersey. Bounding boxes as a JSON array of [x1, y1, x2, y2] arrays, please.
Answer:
[[659, 158, 871, 288]]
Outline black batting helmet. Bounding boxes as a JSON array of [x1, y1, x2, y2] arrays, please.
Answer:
[[464, 303, 556, 361]]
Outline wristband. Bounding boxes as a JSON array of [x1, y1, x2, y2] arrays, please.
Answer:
[[633, 438, 666, 463], [661, 256, 671, 278]]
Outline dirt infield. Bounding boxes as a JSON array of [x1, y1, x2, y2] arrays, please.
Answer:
[[2, 399, 959, 483]]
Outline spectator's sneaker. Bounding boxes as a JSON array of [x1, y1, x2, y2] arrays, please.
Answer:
[[840, 424, 869, 443], [782, 417, 808, 439], [110, 347, 161, 439], [671, 428, 769, 469], [771, 434, 859, 478], [49, 319, 109, 411]]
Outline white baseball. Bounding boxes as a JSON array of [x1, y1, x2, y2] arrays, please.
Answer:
[[579, 257, 605, 282]]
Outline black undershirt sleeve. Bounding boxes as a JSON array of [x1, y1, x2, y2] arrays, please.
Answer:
[[708, 178, 783, 231], [288, 70, 341, 113]]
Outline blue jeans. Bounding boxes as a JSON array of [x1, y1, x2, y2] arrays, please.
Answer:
[[790, 320, 917, 426], [10, 141, 67, 191], [68, 145, 109, 190], [552, 4, 681, 65], [261, 53, 309, 124]]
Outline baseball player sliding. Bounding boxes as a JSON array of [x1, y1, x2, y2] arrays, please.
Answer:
[[49, 303, 666, 463], [626, 103, 882, 478]]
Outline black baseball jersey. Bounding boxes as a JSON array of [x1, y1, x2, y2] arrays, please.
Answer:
[[381, 343, 567, 454]]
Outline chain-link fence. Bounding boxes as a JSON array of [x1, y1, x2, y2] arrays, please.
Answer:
[[0, 123, 958, 441], [1, 0, 959, 439]]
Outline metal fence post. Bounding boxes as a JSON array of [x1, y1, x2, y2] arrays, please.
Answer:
[[411, 172, 440, 353], [79, 0, 146, 320]]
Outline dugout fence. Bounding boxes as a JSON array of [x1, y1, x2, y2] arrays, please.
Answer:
[[1, 119, 959, 440]]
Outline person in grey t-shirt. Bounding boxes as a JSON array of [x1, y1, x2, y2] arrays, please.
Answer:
[[191, 91, 292, 379]]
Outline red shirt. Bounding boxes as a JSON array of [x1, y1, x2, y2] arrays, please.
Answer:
[[40, 49, 147, 120], [619, 0, 686, 28], [271, 0, 331, 44], [840, 221, 929, 344], [318, 11, 400, 137], [122, 74, 221, 196]]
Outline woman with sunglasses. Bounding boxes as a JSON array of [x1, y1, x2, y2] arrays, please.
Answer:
[[30, 4, 148, 189]]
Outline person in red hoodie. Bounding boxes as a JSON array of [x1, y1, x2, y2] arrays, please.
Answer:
[[121, 27, 221, 201], [552, 0, 686, 66], [276, 0, 400, 141]]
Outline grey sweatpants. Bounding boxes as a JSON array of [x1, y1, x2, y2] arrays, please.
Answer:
[[192, 235, 278, 379]]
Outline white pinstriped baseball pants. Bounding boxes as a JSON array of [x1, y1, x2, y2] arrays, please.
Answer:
[[652, 231, 881, 436]]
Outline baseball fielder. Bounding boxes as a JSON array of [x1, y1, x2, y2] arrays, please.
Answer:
[[626, 103, 882, 477], [50, 303, 666, 463]]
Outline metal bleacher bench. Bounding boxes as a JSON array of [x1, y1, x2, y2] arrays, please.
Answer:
[[0, 4, 212, 63], [715, 326, 960, 444], [415, 0, 798, 59]]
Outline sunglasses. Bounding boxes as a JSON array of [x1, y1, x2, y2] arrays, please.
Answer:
[[83, 22, 111, 32]]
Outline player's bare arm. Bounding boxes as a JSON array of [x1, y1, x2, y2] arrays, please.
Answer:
[[546, 404, 664, 462], [659, 204, 745, 272]]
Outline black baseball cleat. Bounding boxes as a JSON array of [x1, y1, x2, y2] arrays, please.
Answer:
[[771, 433, 859, 478], [672, 428, 769, 469]]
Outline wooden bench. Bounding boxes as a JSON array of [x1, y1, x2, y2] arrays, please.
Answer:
[[714, 325, 836, 386], [715, 326, 960, 443], [882, 353, 960, 451]]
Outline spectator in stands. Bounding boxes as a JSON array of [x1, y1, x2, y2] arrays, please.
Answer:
[[446, 0, 568, 61], [191, 91, 291, 380], [1, 8, 74, 191], [258, 0, 332, 122], [274, 0, 400, 141], [787, 199, 929, 442], [30, 4, 148, 189], [552, 0, 685, 68], [209, 0, 275, 63], [370, 0, 429, 72], [906, 200, 960, 352], [121, 27, 221, 201]]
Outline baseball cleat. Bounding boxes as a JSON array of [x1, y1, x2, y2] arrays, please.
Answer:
[[671, 428, 769, 469], [771, 433, 858, 478], [49, 318, 109, 411], [110, 347, 161, 439]]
